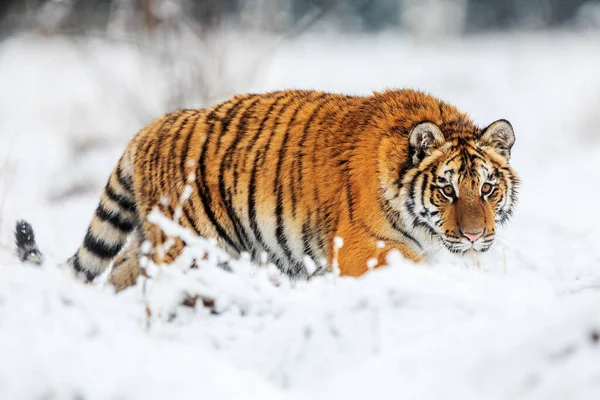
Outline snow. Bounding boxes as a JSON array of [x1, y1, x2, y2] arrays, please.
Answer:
[[1, 29, 600, 399]]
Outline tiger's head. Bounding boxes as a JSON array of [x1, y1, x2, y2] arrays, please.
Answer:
[[399, 119, 519, 254]]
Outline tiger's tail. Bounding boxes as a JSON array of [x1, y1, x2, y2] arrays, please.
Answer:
[[15, 220, 44, 264], [16, 150, 140, 282], [69, 151, 139, 281]]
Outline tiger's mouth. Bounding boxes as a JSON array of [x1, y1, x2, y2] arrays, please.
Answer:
[[440, 235, 494, 254]]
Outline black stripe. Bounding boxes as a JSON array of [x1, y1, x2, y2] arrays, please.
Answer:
[[288, 259, 307, 277], [259, 109, 284, 167], [181, 106, 225, 242], [413, 217, 437, 236], [215, 96, 252, 155], [244, 95, 288, 258], [310, 185, 320, 250], [182, 206, 202, 236], [420, 172, 430, 210], [71, 253, 83, 272], [466, 143, 489, 159], [232, 164, 241, 196], [95, 204, 135, 232], [219, 97, 261, 252], [135, 134, 152, 215], [160, 113, 192, 218], [228, 97, 263, 191], [359, 220, 402, 244], [314, 216, 327, 258], [105, 184, 137, 214], [464, 151, 488, 165], [322, 201, 337, 251], [116, 164, 133, 193], [293, 94, 330, 218], [239, 93, 288, 174], [405, 169, 420, 215], [248, 98, 294, 266], [71, 254, 96, 281], [345, 178, 355, 222], [225, 97, 261, 171], [442, 151, 462, 167], [168, 112, 192, 182], [290, 159, 298, 217], [407, 167, 435, 236], [178, 111, 204, 235], [307, 100, 341, 258], [157, 112, 190, 208], [231, 93, 284, 206], [150, 129, 164, 210], [196, 101, 239, 250], [296, 94, 330, 187], [274, 98, 307, 267], [301, 220, 312, 257], [306, 103, 350, 260], [83, 229, 122, 259], [180, 112, 202, 177], [381, 201, 423, 251], [150, 113, 180, 207]]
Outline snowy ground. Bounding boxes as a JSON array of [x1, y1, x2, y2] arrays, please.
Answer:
[[1, 29, 600, 399]]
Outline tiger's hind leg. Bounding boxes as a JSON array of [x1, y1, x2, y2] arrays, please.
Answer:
[[107, 221, 187, 292], [108, 241, 142, 292], [107, 230, 144, 292]]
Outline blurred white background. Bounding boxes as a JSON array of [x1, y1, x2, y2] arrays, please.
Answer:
[[1, 1, 600, 399]]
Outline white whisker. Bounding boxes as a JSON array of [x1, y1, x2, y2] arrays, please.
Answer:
[[414, 240, 444, 260], [493, 233, 515, 248]]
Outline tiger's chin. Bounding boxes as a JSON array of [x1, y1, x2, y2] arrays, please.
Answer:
[[439, 237, 494, 255]]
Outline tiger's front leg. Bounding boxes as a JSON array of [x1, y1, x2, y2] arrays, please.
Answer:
[[336, 230, 423, 277]]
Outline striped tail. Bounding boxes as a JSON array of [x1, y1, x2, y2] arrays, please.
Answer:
[[69, 153, 139, 281]]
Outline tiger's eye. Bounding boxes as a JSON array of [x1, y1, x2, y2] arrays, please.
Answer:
[[442, 186, 455, 196], [482, 183, 493, 195]]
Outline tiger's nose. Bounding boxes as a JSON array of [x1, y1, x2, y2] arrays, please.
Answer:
[[462, 230, 483, 243]]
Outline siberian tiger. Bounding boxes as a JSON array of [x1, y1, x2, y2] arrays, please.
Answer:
[[16, 89, 519, 290]]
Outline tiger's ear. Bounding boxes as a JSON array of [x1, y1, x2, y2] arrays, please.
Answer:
[[479, 119, 515, 159], [409, 121, 445, 164]]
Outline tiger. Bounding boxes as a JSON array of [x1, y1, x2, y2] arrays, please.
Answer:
[[15, 89, 519, 291]]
